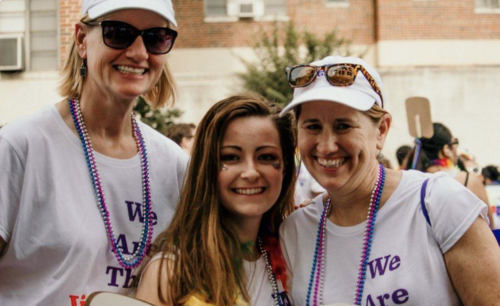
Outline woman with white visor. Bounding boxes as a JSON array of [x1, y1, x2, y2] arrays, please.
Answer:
[[279, 56, 500, 305]]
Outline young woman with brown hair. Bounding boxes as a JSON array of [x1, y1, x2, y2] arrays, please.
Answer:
[[135, 95, 296, 306]]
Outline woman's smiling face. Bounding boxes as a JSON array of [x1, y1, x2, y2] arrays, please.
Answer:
[[79, 9, 169, 101], [217, 116, 284, 223], [297, 101, 383, 193]]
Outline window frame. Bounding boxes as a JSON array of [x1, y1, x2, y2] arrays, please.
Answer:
[[475, 0, 500, 13], [204, 0, 289, 23], [0, 0, 60, 72]]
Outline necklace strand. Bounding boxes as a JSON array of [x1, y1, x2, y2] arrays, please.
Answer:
[[258, 237, 283, 306], [305, 164, 385, 306], [69, 98, 153, 269]]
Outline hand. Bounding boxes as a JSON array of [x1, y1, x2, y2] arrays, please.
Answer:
[[295, 199, 313, 210]]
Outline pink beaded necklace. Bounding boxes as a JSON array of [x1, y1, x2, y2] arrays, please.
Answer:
[[306, 164, 385, 306], [69, 98, 153, 269]]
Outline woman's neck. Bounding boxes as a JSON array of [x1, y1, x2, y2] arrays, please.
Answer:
[[78, 91, 136, 140], [326, 164, 380, 225], [326, 166, 401, 227], [231, 216, 262, 261], [57, 90, 139, 159]]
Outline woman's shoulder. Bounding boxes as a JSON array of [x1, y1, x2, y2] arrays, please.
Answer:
[[401, 169, 453, 187], [0, 105, 61, 152], [282, 193, 324, 229], [1, 106, 58, 139]]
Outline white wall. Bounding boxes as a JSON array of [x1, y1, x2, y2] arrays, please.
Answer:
[[378, 40, 500, 67], [381, 66, 500, 168], [0, 71, 61, 126]]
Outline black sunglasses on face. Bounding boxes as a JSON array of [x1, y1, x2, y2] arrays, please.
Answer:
[[82, 20, 178, 54]]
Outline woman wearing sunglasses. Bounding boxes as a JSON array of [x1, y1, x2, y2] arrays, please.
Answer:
[[405, 123, 493, 228], [0, 0, 188, 305], [135, 95, 295, 306], [279, 56, 500, 305]]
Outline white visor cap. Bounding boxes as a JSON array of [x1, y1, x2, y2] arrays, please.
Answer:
[[280, 56, 385, 116], [82, 0, 177, 27]]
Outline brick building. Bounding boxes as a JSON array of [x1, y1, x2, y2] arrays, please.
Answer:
[[1, 0, 500, 164]]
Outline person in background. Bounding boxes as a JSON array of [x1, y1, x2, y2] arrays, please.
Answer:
[[165, 123, 196, 155], [395, 145, 411, 170], [483, 165, 500, 185], [458, 152, 482, 177], [405, 123, 493, 227], [135, 95, 296, 306], [280, 56, 500, 305], [0, 1, 188, 305]]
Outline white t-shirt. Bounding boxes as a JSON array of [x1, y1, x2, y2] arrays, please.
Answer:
[[280, 170, 488, 306], [144, 252, 291, 305], [0, 105, 188, 306], [245, 257, 291, 305]]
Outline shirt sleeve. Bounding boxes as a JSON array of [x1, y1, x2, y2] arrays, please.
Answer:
[[0, 135, 25, 242], [424, 173, 488, 253]]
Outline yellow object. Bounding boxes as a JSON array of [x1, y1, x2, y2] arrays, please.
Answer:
[[182, 292, 249, 306]]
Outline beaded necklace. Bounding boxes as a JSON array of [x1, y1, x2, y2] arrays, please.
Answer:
[[69, 98, 153, 269], [257, 237, 284, 306], [306, 164, 385, 306]]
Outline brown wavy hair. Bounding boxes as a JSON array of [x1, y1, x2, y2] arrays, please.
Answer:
[[140, 94, 296, 305]]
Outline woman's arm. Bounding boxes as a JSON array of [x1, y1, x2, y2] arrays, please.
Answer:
[[467, 174, 494, 228], [444, 217, 500, 304], [135, 259, 173, 306]]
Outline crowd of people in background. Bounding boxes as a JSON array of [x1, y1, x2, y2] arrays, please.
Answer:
[[396, 123, 500, 230]]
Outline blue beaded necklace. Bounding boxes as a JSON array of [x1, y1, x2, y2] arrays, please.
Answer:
[[306, 164, 385, 306], [69, 98, 153, 269]]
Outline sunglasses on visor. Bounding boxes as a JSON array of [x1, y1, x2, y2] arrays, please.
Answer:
[[286, 64, 384, 108], [82, 20, 178, 54]]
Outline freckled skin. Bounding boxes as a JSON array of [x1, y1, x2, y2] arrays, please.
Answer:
[[80, 10, 169, 102], [218, 116, 284, 223], [297, 101, 381, 194]]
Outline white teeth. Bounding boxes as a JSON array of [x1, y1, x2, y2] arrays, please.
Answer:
[[234, 188, 264, 195], [116, 65, 145, 75], [317, 157, 346, 168]]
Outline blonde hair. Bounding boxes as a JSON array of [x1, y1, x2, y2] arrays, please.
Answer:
[[58, 14, 177, 109], [363, 103, 390, 124]]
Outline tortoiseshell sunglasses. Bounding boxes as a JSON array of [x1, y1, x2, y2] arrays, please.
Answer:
[[286, 64, 384, 108]]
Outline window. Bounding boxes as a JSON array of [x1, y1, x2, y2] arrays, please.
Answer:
[[0, 0, 58, 71], [476, 0, 500, 8], [265, 0, 287, 16], [325, 0, 349, 8], [205, 0, 286, 19], [206, 0, 227, 16]]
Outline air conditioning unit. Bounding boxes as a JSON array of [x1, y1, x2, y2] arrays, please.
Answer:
[[227, 0, 264, 18], [0, 34, 24, 71]]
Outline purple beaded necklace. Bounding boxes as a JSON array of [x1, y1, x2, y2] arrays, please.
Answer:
[[69, 98, 153, 269], [306, 164, 385, 306]]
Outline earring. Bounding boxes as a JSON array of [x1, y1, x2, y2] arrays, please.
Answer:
[[80, 59, 87, 77]]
